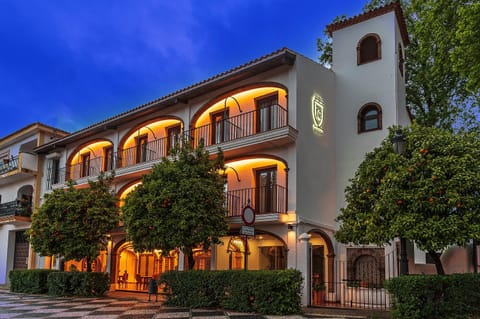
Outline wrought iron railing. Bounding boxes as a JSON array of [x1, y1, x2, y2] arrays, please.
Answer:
[[117, 137, 169, 168], [67, 156, 103, 180], [186, 104, 288, 148], [225, 184, 287, 217], [50, 104, 289, 186], [0, 200, 32, 218], [0, 156, 19, 175]]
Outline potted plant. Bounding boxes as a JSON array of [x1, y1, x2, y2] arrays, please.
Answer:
[[312, 282, 326, 304]]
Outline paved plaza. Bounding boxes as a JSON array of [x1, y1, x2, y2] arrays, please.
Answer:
[[0, 290, 372, 319]]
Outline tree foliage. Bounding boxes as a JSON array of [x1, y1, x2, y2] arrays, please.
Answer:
[[122, 141, 228, 270], [29, 174, 119, 272], [336, 124, 480, 274], [317, 0, 480, 131], [452, 1, 480, 94]]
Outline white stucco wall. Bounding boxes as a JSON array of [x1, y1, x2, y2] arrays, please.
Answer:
[[293, 55, 337, 229], [0, 224, 29, 284], [332, 10, 407, 221]]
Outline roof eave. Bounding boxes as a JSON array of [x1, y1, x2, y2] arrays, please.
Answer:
[[34, 49, 297, 154], [327, 1, 410, 47]]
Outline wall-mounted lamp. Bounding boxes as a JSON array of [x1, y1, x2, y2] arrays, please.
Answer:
[[287, 224, 294, 231], [223, 165, 241, 182], [224, 96, 242, 113], [298, 232, 311, 242]]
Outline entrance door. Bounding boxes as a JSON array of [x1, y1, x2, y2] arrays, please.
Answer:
[[135, 135, 148, 163], [255, 168, 277, 214], [103, 146, 114, 171], [166, 124, 182, 154], [81, 153, 90, 177], [311, 245, 326, 305], [256, 94, 278, 133], [14, 231, 28, 269], [211, 110, 229, 145]]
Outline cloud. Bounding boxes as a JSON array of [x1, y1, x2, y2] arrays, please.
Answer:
[[35, 1, 214, 70]]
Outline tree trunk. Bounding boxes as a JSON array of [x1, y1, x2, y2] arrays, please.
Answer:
[[428, 250, 444, 275], [86, 257, 92, 272], [473, 240, 478, 273], [184, 247, 195, 270], [187, 253, 195, 270]]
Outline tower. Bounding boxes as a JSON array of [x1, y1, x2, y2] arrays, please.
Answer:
[[328, 2, 410, 217]]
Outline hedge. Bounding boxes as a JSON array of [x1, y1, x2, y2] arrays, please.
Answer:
[[9, 270, 110, 297], [385, 273, 480, 319], [160, 269, 303, 315], [9, 269, 56, 294], [47, 271, 110, 297]]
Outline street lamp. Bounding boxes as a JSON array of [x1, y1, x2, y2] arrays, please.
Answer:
[[391, 129, 409, 276]]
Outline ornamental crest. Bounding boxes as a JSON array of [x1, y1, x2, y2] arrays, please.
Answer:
[[312, 94, 324, 134]]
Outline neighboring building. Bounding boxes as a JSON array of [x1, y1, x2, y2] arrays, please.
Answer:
[[0, 123, 68, 285], [28, 2, 415, 307]]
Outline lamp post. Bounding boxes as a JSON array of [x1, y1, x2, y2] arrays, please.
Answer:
[[391, 130, 409, 276]]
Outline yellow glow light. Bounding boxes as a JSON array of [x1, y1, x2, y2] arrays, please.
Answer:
[[196, 87, 287, 126], [312, 94, 325, 134]]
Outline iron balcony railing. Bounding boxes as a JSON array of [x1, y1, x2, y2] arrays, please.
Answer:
[[0, 200, 33, 218], [117, 136, 170, 169], [0, 156, 19, 175], [225, 184, 287, 217], [51, 104, 289, 186], [185, 104, 288, 148], [67, 156, 103, 180]]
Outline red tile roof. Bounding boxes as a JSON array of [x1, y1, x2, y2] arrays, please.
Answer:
[[327, 1, 409, 46]]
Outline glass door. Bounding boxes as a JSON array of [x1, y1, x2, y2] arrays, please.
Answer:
[[255, 167, 277, 214]]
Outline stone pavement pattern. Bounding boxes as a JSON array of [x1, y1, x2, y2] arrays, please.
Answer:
[[0, 291, 366, 319]]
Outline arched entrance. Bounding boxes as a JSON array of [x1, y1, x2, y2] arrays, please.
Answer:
[[113, 241, 178, 291], [17, 185, 33, 215], [308, 230, 335, 305], [183, 246, 212, 270], [215, 231, 287, 271]]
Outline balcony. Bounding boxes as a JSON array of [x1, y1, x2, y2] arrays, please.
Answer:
[[187, 104, 296, 156], [117, 136, 170, 169], [226, 184, 287, 221], [0, 156, 19, 174], [0, 200, 33, 223], [0, 154, 38, 186], [50, 104, 295, 187]]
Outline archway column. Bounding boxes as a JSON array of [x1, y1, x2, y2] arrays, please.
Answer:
[[298, 232, 311, 306]]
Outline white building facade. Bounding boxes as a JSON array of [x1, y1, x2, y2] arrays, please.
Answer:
[[0, 123, 68, 285], [5, 3, 419, 307]]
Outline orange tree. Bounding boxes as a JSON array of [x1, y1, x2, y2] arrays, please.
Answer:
[[29, 174, 119, 272], [122, 141, 228, 270], [336, 124, 480, 274]]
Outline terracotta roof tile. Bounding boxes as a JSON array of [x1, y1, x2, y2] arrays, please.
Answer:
[[327, 1, 409, 46]]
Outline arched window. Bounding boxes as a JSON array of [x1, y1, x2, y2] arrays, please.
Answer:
[[357, 34, 381, 65], [398, 43, 404, 77], [358, 103, 382, 133]]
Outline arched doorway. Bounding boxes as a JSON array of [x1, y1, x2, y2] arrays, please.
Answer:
[[17, 185, 33, 216], [113, 241, 178, 291], [309, 230, 335, 305], [184, 246, 212, 270], [215, 231, 287, 271]]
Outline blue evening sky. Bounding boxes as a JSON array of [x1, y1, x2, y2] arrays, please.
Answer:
[[0, 1, 364, 138]]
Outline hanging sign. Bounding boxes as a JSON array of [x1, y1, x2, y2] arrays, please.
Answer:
[[240, 225, 255, 236]]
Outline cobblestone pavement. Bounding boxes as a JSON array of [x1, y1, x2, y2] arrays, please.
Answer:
[[0, 291, 368, 319]]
